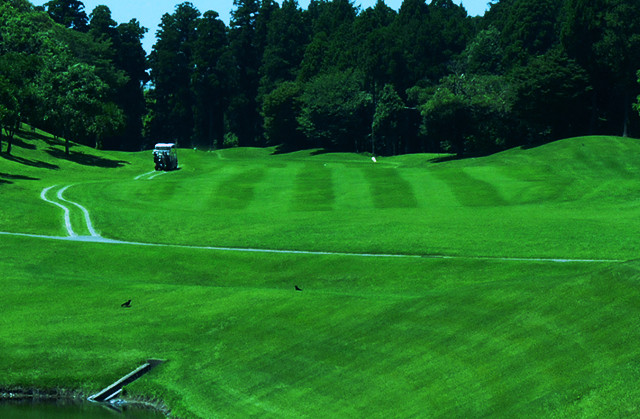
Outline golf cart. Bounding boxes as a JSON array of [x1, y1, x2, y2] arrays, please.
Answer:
[[153, 143, 178, 171]]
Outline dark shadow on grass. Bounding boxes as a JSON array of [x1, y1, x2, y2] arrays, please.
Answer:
[[46, 148, 129, 168], [0, 172, 39, 181], [271, 144, 301, 155], [519, 138, 562, 150], [0, 172, 40, 185], [0, 153, 59, 169], [18, 129, 65, 147], [270, 144, 330, 155], [428, 154, 461, 163], [9, 136, 36, 150], [309, 149, 333, 156], [429, 150, 498, 163], [429, 140, 564, 163]]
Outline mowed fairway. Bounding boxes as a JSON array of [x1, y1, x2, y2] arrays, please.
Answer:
[[2, 130, 640, 417]]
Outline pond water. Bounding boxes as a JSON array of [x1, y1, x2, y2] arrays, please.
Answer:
[[0, 400, 166, 418]]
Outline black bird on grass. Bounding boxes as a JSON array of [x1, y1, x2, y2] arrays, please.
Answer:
[[295, 285, 302, 291], [121, 299, 131, 308]]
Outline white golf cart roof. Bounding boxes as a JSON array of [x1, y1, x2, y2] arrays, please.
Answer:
[[154, 143, 176, 148]]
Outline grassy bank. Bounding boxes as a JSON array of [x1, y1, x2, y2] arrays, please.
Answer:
[[2, 129, 640, 417]]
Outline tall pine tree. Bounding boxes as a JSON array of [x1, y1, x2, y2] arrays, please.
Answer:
[[229, 0, 263, 146], [149, 2, 200, 147]]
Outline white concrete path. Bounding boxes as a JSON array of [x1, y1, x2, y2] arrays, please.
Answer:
[[39, 184, 101, 239], [134, 170, 155, 180], [40, 185, 76, 237], [56, 185, 100, 237], [134, 170, 167, 180]]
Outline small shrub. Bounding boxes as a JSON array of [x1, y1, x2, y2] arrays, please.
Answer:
[[223, 132, 239, 148]]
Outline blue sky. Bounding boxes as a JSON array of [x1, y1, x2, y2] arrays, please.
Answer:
[[31, 0, 491, 53]]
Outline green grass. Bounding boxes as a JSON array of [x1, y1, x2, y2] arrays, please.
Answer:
[[2, 129, 640, 417]]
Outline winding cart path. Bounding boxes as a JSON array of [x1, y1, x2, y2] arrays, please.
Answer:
[[0, 184, 626, 264]]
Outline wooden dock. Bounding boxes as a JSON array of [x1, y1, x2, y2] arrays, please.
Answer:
[[88, 359, 165, 403]]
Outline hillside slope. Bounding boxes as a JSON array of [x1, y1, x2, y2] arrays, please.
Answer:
[[2, 131, 640, 259], [28, 136, 640, 260], [3, 131, 640, 417]]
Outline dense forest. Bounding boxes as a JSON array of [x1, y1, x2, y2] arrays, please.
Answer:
[[1, 0, 640, 156]]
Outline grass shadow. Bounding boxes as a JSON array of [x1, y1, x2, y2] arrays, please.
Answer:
[[271, 144, 300, 155], [46, 148, 129, 168], [18, 128, 65, 147], [0, 172, 40, 185], [0, 172, 39, 181], [428, 150, 498, 163], [428, 154, 461, 163], [309, 149, 333, 156], [270, 144, 329, 155], [0, 153, 59, 169], [519, 139, 563, 150], [9, 136, 37, 150]]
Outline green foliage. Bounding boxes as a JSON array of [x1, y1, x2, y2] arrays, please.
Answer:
[[111, 18, 148, 150], [391, 0, 472, 91], [223, 131, 239, 148], [262, 80, 303, 149], [192, 10, 229, 149], [421, 81, 470, 156], [0, 75, 19, 153], [297, 31, 329, 82], [421, 73, 514, 155], [0, 0, 135, 153], [148, 2, 200, 148], [461, 25, 503, 75], [88, 5, 117, 43], [561, 0, 640, 135], [88, 5, 148, 151], [485, 0, 563, 63], [228, 0, 263, 146], [259, 0, 308, 96], [512, 49, 591, 142], [43, 62, 121, 153], [372, 84, 404, 155], [2, 0, 640, 155], [353, 3, 396, 91], [0, 52, 40, 154], [635, 70, 640, 115], [91, 101, 124, 150], [298, 70, 372, 151], [44, 0, 88, 32]]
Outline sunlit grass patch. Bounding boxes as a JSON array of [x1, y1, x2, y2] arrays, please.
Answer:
[[3, 132, 640, 417]]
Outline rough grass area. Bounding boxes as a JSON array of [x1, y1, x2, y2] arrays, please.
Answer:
[[2, 128, 640, 417]]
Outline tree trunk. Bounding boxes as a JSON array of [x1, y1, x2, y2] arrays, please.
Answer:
[[5, 122, 17, 155], [589, 91, 598, 135], [371, 82, 377, 155], [208, 105, 215, 149], [63, 127, 70, 154], [623, 92, 630, 137]]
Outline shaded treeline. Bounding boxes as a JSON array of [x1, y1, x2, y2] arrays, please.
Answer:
[[0, 0, 147, 153], [1, 0, 640, 156]]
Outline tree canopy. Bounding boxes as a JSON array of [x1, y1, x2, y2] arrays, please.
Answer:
[[2, 0, 640, 156]]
